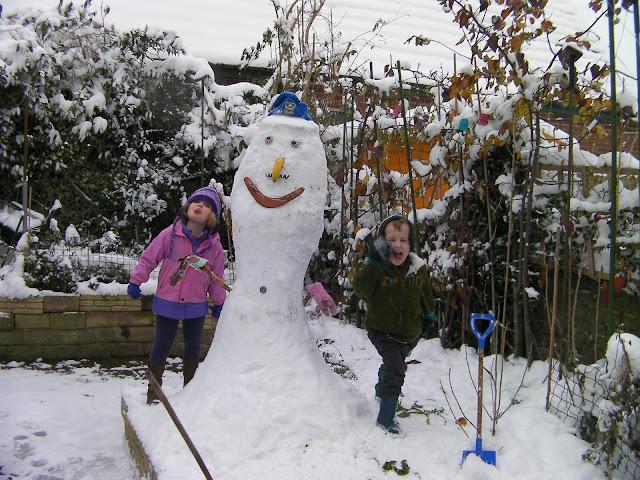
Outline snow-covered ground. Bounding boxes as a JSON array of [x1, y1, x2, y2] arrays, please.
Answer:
[[0, 314, 618, 480]]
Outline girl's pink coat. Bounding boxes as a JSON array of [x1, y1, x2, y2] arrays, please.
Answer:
[[130, 222, 226, 305]]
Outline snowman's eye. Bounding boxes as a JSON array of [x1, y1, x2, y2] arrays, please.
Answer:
[[265, 136, 273, 145], [291, 140, 300, 148]]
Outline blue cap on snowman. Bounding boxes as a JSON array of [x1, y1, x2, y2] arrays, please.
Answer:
[[268, 92, 312, 121]]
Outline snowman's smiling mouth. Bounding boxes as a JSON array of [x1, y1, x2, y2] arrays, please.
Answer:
[[244, 177, 305, 208]]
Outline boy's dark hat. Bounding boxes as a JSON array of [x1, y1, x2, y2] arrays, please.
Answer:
[[377, 215, 415, 251]]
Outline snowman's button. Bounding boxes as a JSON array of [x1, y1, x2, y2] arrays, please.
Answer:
[[260, 286, 267, 294]]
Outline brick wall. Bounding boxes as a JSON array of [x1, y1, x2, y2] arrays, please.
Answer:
[[0, 295, 217, 362]]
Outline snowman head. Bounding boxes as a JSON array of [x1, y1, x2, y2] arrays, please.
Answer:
[[235, 93, 326, 211]]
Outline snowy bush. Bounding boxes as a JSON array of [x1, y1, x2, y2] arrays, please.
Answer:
[[0, 2, 255, 246], [550, 333, 640, 478]]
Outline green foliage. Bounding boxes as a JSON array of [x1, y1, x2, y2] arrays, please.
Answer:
[[0, 2, 234, 248], [396, 402, 445, 420], [21, 225, 134, 292], [381, 459, 410, 476], [24, 252, 77, 294]]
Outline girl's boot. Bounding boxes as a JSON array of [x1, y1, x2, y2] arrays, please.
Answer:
[[182, 358, 199, 386], [376, 395, 400, 434], [146, 362, 165, 405]]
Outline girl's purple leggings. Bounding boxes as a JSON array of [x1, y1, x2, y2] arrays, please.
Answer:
[[149, 314, 205, 363]]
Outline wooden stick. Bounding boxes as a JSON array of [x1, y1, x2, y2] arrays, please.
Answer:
[[201, 266, 232, 292], [147, 372, 214, 480], [177, 255, 232, 292], [546, 227, 561, 411]]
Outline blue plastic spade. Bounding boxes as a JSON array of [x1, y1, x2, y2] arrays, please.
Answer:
[[462, 313, 497, 466]]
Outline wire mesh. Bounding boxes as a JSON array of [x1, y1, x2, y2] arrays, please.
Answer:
[[548, 361, 639, 479], [32, 244, 236, 286]]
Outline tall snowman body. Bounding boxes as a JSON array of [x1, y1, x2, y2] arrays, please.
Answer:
[[134, 101, 370, 478], [230, 114, 327, 309]]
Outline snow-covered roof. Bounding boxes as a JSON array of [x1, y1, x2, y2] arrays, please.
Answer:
[[3, 0, 638, 97], [0, 201, 44, 232]]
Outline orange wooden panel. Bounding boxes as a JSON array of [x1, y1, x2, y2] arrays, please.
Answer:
[[360, 138, 450, 208]]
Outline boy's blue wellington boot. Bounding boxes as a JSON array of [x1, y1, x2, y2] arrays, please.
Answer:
[[376, 395, 400, 434]]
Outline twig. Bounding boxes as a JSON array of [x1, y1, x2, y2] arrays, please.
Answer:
[[449, 366, 475, 432], [440, 378, 470, 438]]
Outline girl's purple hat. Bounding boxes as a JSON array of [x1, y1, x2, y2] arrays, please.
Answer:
[[187, 186, 221, 220], [167, 186, 222, 259]]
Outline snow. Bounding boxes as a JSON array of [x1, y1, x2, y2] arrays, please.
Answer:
[[3, 323, 637, 479]]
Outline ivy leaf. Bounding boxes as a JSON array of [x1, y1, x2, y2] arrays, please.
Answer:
[[382, 460, 397, 472]]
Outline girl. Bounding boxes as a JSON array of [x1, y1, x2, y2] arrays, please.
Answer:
[[127, 186, 226, 404]]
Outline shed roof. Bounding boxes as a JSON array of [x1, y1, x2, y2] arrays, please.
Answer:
[[3, 0, 638, 94]]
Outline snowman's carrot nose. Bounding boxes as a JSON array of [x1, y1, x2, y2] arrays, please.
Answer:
[[272, 157, 285, 182]]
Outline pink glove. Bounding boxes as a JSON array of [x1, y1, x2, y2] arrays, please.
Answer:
[[306, 282, 337, 316]]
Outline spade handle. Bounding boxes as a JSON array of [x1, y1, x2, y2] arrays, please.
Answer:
[[470, 313, 495, 349]]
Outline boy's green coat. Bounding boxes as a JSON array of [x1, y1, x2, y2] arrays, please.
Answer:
[[352, 253, 435, 342]]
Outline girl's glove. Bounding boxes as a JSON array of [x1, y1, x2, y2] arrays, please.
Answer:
[[365, 235, 389, 268], [127, 283, 141, 300], [210, 304, 223, 319]]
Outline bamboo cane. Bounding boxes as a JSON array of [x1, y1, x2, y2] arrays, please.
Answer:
[[607, 0, 619, 338], [370, 62, 385, 220], [396, 61, 419, 246], [546, 227, 562, 411]]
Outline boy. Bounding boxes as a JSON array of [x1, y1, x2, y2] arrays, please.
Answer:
[[352, 215, 435, 434]]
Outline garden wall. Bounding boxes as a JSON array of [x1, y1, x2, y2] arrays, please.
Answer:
[[0, 295, 217, 362], [0, 284, 636, 364]]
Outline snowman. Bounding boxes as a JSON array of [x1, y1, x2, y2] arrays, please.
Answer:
[[126, 93, 369, 479], [227, 91, 328, 307]]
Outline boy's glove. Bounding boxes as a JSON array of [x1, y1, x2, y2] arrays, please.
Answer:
[[210, 304, 223, 319], [422, 311, 435, 333], [365, 235, 389, 268], [127, 283, 141, 300]]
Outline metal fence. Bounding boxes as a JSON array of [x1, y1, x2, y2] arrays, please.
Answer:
[[47, 244, 158, 280], [548, 360, 639, 479], [5, 243, 236, 287]]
